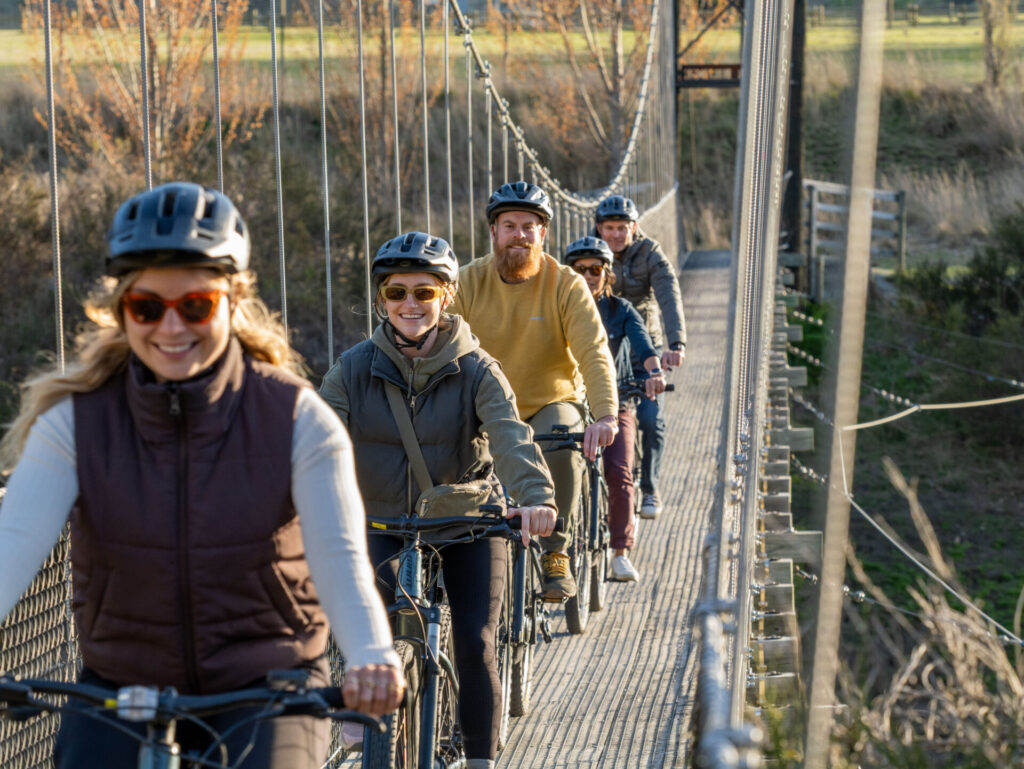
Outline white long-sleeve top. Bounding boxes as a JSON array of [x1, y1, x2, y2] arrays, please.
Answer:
[[0, 389, 399, 672]]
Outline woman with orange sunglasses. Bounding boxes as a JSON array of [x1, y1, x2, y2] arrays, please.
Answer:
[[0, 182, 402, 768], [319, 231, 557, 769]]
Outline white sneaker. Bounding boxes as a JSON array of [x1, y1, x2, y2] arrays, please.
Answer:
[[610, 554, 640, 582], [639, 492, 661, 519]]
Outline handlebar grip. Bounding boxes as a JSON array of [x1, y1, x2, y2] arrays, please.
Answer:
[[504, 515, 564, 533], [665, 384, 675, 392]]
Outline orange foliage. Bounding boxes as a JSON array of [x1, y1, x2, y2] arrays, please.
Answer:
[[21, 0, 268, 180]]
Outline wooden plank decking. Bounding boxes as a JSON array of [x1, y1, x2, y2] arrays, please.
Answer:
[[497, 249, 731, 768]]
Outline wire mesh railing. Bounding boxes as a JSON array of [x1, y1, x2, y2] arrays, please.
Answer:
[[0, 0, 678, 766]]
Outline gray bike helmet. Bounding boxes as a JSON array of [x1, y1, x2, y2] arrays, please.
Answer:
[[564, 236, 613, 267], [372, 231, 459, 287], [106, 182, 250, 276], [594, 194, 639, 223], [485, 181, 553, 225]]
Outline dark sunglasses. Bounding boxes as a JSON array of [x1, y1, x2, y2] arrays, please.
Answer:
[[379, 284, 446, 303], [123, 290, 227, 324], [572, 264, 606, 277]]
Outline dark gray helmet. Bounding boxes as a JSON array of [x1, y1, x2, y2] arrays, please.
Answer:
[[106, 182, 250, 276], [486, 181, 553, 224], [564, 236, 613, 267], [372, 231, 459, 286], [595, 194, 639, 223]]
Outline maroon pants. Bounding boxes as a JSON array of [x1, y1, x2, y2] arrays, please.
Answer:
[[603, 409, 636, 550]]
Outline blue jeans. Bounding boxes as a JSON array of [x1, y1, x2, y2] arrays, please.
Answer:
[[635, 392, 665, 496]]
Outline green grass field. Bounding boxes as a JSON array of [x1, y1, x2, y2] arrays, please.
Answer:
[[0, 25, 644, 72], [2, 13, 1020, 85]]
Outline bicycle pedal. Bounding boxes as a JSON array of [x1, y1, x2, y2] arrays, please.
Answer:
[[540, 617, 554, 643]]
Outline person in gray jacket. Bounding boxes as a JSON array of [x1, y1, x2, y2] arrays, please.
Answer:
[[595, 194, 687, 519], [319, 231, 557, 769]]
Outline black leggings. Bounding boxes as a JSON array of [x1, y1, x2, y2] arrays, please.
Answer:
[[368, 535, 507, 761], [53, 659, 332, 769]]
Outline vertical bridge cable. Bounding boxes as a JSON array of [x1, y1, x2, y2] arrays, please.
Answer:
[[419, 0, 430, 232], [465, 45, 474, 259], [357, 0, 372, 336], [136, 0, 152, 189], [389, 0, 401, 232], [43, 0, 65, 371], [269, 0, 288, 332], [501, 117, 508, 184], [210, 0, 224, 191], [485, 84, 493, 200], [443, 0, 453, 243], [315, 0, 333, 360], [517, 145, 524, 179]]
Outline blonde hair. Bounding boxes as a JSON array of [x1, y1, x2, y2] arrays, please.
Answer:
[[1, 269, 303, 470]]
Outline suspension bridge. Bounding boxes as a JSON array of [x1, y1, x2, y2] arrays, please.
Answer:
[[4, 0, 1024, 767]]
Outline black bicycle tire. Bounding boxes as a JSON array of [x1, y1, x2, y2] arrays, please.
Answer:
[[564, 479, 591, 634], [509, 550, 534, 717], [509, 638, 532, 717], [495, 548, 513, 748], [589, 474, 610, 613], [362, 640, 418, 769]]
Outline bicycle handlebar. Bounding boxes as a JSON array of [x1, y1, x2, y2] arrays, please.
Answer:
[[0, 674, 385, 731], [366, 510, 563, 536]]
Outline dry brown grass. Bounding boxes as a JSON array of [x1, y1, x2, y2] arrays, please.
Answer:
[[826, 458, 1024, 767]]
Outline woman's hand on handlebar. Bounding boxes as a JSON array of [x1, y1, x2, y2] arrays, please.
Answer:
[[583, 415, 617, 460], [342, 663, 406, 717], [506, 504, 557, 546]]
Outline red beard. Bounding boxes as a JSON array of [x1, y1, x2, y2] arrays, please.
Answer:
[[495, 240, 544, 282]]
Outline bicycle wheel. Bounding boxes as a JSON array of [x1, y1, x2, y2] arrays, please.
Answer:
[[362, 640, 419, 769], [495, 556, 513, 749], [589, 474, 610, 613], [509, 548, 535, 717], [564, 480, 591, 635], [420, 606, 464, 769]]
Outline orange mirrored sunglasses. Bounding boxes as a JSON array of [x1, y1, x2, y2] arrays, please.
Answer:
[[123, 290, 227, 324], [572, 264, 606, 277]]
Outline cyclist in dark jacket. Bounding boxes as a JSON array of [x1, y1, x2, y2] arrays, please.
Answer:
[[595, 194, 686, 520], [320, 231, 557, 769], [564, 236, 665, 582]]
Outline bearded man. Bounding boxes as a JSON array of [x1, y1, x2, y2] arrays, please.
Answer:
[[449, 181, 618, 601]]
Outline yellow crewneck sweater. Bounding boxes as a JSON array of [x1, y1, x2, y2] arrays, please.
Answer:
[[449, 252, 618, 421]]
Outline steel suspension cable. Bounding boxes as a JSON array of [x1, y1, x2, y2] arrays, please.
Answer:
[[210, 0, 224, 191], [137, 0, 152, 189], [357, 0, 372, 335], [485, 87, 493, 203], [443, 0, 453, 243], [315, 0, 333, 359], [269, 0, 288, 331], [501, 119, 508, 184], [445, 0, 661, 213], [389, 0, 401, 233], [465, 45, 474, 259], [419, 0, 430, 232], [42, 0, 65, 371]]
